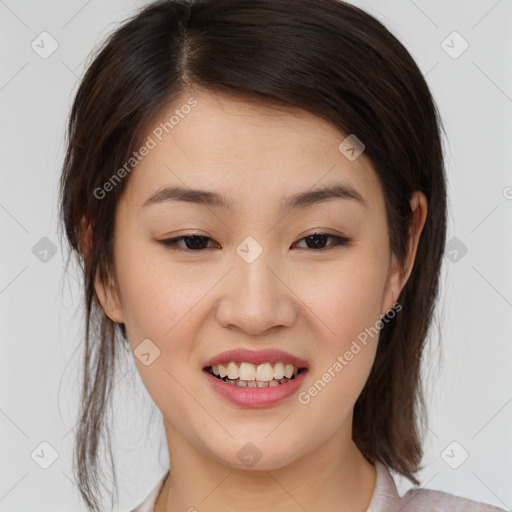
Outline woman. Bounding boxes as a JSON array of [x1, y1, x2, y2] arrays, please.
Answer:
[[58, 0, 506, 510]]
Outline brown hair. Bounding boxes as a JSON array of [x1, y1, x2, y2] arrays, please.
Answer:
[[58, 0, 447, 510]]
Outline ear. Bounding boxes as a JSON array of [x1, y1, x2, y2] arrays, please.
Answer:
[[94, 269, 125, 324], [79, 216, 125, 324], [79, 215, 93, 258], [381, 191, 428, 315]]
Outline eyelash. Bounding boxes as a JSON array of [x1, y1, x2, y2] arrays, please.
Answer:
[[158, 232, 353, 252]]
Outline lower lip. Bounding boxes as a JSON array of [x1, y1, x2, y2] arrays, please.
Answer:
[[202, 369, 308, 408]]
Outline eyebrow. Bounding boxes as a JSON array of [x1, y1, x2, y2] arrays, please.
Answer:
[[141, 183, 367, 213]]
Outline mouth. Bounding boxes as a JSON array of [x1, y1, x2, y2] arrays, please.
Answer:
[[201, 348, 309, 407], [204, 362, 307, 388]]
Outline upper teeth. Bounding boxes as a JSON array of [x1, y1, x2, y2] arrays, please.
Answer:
[[211, 362, 299, 381]]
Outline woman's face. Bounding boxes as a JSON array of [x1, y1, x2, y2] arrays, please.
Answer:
[[96, 89, 423, 470]]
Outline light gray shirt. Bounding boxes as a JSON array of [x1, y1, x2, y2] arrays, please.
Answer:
[[131, 460, 507, 511]]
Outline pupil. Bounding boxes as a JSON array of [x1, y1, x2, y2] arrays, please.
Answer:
[[306, 234, 327, 249], [186, 236, 208, 250]]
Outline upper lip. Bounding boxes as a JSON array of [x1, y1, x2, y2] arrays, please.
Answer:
[[203, 348, 309, 369]]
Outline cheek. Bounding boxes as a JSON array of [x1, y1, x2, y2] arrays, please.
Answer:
[[296, 251, 389, 346], [115, 240, 209, 342], [294, 252, 388, 408], [115, 250, 209, 416]]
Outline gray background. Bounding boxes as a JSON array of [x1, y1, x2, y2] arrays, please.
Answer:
[[1, 0, 511, 510]]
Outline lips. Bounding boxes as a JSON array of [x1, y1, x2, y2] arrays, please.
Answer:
[[202, 348, 309, 408], [202, 366, 308, 408]]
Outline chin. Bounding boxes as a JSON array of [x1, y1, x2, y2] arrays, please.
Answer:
[[205, 438, 303, 472]]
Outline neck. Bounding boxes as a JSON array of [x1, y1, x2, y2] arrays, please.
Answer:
[[154, 421, 376, 512]]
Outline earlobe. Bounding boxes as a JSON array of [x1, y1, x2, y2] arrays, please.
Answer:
[[79, 217, 93, 256], [80, 217, 125, 324], [94, 270, 125, 324], [381, 191, 428, 316], [381, 253, 403, 317], [403, 191, 428, 284]]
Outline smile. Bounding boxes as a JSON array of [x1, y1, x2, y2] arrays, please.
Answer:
[[202, 348, 309, 407], [206, 361, 304, 387]]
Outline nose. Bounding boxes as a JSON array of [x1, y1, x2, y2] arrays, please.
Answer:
[[215, 249, 298, 336]]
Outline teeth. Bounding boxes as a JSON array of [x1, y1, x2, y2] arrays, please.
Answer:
[[227, 362, 238, 380], [273, 362, 285, 379], [218, 364, 227, 378], [209, 361, 301, 381], [239, 362, 256, 380], [256, 363, 274, 381]]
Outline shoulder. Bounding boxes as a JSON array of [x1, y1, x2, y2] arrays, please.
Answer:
[[130, 472, 168, 512], [367, 460, 507, 512], [398, 487, 507, 511]]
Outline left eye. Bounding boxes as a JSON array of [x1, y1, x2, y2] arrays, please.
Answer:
[[294, 233, 353, 250], [159, 233, 353, 251]]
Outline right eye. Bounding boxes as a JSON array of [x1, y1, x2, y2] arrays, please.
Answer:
[[159, 235, 220, 251]]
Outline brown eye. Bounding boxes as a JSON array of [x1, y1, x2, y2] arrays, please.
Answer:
[[293, 233, 353, 250], [159, 235, 219, 251], [159, 232, 352, 253]]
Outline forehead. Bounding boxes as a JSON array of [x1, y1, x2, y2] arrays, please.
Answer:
[[121, 89, 383, 214]]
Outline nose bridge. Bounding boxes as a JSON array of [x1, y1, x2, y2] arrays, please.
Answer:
[[215, 236, 297, 334]]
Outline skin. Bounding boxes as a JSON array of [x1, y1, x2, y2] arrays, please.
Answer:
[[93, 88, 427, 512]]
